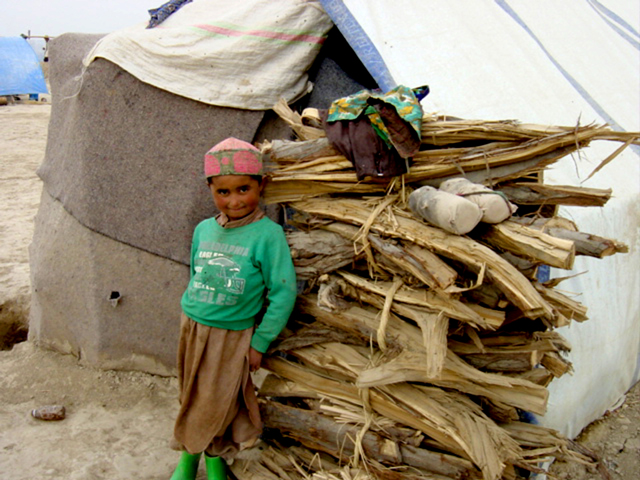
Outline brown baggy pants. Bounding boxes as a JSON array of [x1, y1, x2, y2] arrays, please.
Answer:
[[172, 314, 262, 459]]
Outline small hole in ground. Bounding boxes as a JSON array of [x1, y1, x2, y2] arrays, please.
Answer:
[[0, 298, 30, 350], [0, 323, 29, 350]]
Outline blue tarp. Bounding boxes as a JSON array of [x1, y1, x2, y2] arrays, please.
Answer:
[[0, 36, 48, 96]]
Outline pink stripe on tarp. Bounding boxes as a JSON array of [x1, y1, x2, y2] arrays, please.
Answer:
[[195, 24, 326, 44]]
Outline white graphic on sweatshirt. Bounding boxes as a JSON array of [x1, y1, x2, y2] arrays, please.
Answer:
[[191, 251, 247, 305]]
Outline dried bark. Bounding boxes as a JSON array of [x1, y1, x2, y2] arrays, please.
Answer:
[[511, 216, 629, 258], [499, 183, 612, 207]]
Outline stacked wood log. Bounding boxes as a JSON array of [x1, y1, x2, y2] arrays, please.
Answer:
[[228, 106, 639, 480]]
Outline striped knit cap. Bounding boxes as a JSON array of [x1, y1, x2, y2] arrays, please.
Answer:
[[204, 137, 263, 178]]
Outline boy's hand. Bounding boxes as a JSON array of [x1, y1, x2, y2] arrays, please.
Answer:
[[249, 347, 263, 372]]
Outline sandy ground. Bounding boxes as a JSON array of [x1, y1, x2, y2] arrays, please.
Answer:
[[0, 103, 185, 480], [0, 103, 638, 480]]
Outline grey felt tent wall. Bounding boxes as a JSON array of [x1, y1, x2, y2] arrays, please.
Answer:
[[28, 31, 372, 374]]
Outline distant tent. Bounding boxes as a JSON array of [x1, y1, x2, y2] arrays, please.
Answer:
[[0, 36, 48, 97]]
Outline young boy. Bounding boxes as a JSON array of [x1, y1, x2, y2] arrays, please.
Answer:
[[170, 138, 297, 480]]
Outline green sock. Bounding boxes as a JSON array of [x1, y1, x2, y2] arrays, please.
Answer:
[[170, 451, 202, 480]]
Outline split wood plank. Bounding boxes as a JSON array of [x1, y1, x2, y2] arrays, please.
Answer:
[[534, 283, 589, 323], [476, 221, 576, 270], [286, 229, 356, 280], [510, 216, 629, 258], [499, 183, 612, 207]]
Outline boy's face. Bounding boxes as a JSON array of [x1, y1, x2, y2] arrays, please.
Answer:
[[209, 175, 262, 221]]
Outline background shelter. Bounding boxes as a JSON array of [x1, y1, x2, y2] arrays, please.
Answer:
[[29, 1, 373, 375], [0, 36, 48, 97]]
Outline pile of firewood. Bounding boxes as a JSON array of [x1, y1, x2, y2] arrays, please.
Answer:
[[228, 106, 638, 480]]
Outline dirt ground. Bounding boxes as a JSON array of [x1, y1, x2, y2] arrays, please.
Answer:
[[0, 103, 638, 480]]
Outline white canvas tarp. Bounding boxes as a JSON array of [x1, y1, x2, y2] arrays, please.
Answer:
[[321, 0, 639, 438], [84, 0, 333, 109]]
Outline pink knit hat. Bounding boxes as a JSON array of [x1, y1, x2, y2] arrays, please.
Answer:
[[204, 137, 263, 178]]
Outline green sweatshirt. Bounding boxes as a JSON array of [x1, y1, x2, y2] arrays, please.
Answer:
[[181, 216, 297, 353]]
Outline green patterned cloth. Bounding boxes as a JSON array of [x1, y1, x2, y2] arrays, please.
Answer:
[[326, 85, 428, 147]]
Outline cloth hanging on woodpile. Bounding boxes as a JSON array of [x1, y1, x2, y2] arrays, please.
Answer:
[[323, 85, 428, 179], [322, 111, 409, 180]]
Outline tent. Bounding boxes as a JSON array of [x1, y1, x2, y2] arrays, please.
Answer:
[[0, 36, 48, 97], [29, 0, 638, 441]]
